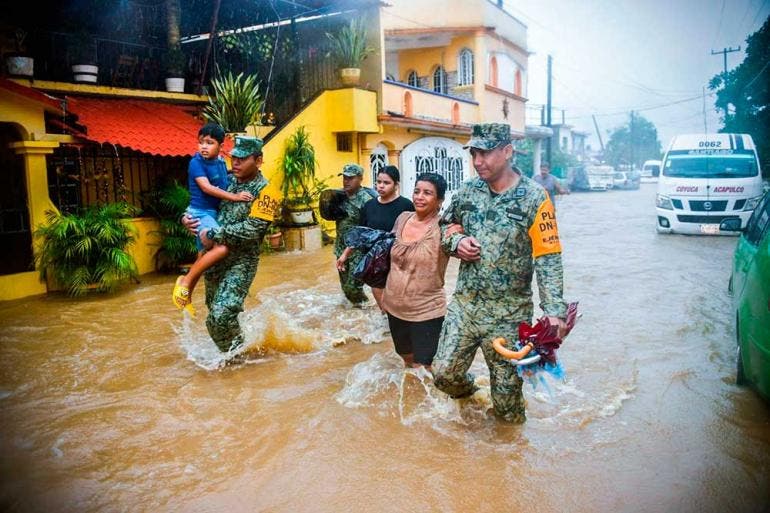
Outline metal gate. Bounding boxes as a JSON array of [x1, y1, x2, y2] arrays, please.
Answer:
[[399, 137, 471, 207]]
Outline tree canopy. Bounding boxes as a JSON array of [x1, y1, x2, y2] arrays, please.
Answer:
[[709, 16, 770, 178], [604, 113, 662, 169]]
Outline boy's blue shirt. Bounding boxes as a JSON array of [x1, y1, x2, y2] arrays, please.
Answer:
[[188, 152, 229, 211]]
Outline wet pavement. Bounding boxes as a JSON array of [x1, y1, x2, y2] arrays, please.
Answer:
[[1, 184, 768, 512]]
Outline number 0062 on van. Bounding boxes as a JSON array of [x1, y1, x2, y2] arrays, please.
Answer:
[[655, 133, 764, 235]]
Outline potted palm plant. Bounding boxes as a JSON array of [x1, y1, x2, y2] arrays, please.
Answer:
[[143, 181, 197, 272], [280, 126, 321, 225], [202, 69, 263, 133], [69, 31, 99, 84], [326, 19, 374, 86], [164, 45, 187, 92], [5, 28, 34, 78], [34, 203, 139, 296]]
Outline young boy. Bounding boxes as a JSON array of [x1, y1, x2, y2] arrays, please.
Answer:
[[172, 123, 254, 314]]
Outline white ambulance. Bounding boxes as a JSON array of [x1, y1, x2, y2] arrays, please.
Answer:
[[655, 133, 764, 235]]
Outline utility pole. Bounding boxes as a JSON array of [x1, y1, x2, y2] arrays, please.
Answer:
[[592, 114, 604, 153], [711, 46, 741, 75], [546, 54, 552, 165], [711, 46, 740, 118], [702, 85, 708, 133]]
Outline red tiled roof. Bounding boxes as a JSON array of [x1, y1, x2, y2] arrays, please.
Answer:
[[0, 78, 61, 110], [66, 96, 232, 157]]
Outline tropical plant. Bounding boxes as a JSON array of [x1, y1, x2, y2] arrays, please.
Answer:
[[280, 126, 318, 209], [709, 16, 770, 178], [203, 69, 263, 133], [326, 19, 374, 69], [164, 45, 187, 76], [34, 203, 139, 296], [142, 181, 197, 272]]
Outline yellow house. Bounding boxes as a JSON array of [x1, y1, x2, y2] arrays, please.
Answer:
[[365, 0, 530, 200], [0, 0, 529, 301]]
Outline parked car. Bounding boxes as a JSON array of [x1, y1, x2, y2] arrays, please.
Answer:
[[585, 165, 614, 191], [641, 159, 661, 182], [722, 190, 770, 402], [613, 170, 641, 190]]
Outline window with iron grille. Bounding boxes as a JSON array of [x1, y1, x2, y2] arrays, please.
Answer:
[[458, 49, 474, 86], [47, 144, 187, 214], [433, 66, 447, 94], [337, 133, 353, 152], [407, 70, 419, 87]]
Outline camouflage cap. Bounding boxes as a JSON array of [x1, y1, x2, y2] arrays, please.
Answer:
[[340, 163, 364, 177], [230, 136, 264, 158], [464, 123, 512, 150]]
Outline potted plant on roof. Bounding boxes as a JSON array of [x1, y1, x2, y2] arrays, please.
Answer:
[[164, 45, 187, 92], [5, 28, 34, 78], [202, 68, 263, 135], [326, 19, 374, 87], [68, 31, 99, 84], [280, 126, 323, 225]]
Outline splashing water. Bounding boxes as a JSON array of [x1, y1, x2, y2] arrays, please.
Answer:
[[178, 283, 390, 370]]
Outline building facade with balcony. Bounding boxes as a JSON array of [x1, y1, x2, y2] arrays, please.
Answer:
[[363, 0, 530, 202]]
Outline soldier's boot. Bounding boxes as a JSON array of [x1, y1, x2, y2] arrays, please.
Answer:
[[490, 386, 527, 423]]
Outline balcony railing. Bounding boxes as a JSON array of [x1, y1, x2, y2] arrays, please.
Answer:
[[382, 80, 479, 126]]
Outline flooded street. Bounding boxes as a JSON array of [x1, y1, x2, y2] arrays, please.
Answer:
[[1, 184, 769, 512]]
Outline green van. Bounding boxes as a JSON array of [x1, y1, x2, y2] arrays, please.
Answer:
[[723, 190, 770, 402]]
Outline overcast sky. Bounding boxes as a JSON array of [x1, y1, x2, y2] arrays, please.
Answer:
[[507, 0, 770, 154]]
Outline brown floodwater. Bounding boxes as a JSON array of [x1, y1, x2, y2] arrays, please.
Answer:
[[1, 185, 769, 512]]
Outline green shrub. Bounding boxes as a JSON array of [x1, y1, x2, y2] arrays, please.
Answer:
[[143, 181, 197, 272], [34, 203, 139, 296]]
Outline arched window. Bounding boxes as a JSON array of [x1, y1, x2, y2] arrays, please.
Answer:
[[489, 56, 498, 87], [407, 70, 419, 87], [451, 102, 460, 124], [386, 73, 395, 82], [433, 66, 447, 94], [514, 69, 522, 96], [458, 48, 474, 86], [404, 91, 413, 117]]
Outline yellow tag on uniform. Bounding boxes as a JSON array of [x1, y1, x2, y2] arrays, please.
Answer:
[[528, 197, 562, 257], [249, 178, 283, 222]]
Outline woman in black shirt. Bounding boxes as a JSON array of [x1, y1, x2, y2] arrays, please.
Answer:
[[336, 165, 414, 309]]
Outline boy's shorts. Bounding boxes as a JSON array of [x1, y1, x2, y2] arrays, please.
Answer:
[[186, 206, 220, 251]]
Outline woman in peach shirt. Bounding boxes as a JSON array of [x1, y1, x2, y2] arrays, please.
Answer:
[[381, 173, 450, 370]]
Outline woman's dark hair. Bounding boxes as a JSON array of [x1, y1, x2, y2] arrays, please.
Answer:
[[378, 165, 400, 183], [198, 122, 225, 144], [415, 172, 447, 200]]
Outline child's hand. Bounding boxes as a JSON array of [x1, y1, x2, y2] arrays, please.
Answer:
[[236, 191, 254, 202]]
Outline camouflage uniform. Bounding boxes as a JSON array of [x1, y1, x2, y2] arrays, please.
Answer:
[[334, 164, 372, 305], [433, 123, 567, 423], [203, 138, 271, 352]]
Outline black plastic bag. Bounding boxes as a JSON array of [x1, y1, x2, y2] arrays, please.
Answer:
[[353, 237, 395, 288], [345, 227, 395, 288], [319, 189, 348, 221]]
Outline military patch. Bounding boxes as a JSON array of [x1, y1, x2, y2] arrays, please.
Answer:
[[249, 178, 282, 222], [505, 206, 525, 222], [528, 196, 561, 257], [514, 187, 526, 198]]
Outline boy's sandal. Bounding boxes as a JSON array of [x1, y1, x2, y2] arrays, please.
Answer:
[[172, 277, 195, 316]]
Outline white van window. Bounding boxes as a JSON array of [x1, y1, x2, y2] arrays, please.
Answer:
[[663, 150, 758, 179]]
